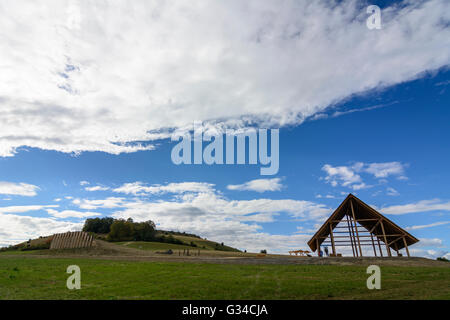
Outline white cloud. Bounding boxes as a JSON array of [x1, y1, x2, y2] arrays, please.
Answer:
[[227, 178, 283, 192], [113, 181, 215, 196], [72, 197, 126, 210], [85, 186, 110, 192], [0, 0, 449, 157], [386, 187, 400, 196], [322, 164, 364, 190], [406, 221, 450, 230], [381, 199, 450, 215], [321, 161, 407, 190], [365, 162, 405, 178], [0, 212, 82, 247], [0, 205, 59, 214], [46, 209, 101, 219], [0, 182, 40, 197], [409, 248, 448, 260], [79, 181, 90, 186]]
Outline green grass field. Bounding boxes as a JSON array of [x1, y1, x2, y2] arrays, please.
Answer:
[[116, 239, 240, 253], [0, 256, 449, 300], [116, 241, 201, 251]]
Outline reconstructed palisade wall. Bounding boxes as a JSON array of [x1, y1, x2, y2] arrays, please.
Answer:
[[50, 231, 94, 250]]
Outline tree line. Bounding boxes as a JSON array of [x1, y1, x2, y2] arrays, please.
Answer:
[[82, 217, 184, 245]]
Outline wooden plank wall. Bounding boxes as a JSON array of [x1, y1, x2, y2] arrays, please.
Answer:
[[50, 231, 94, 250]]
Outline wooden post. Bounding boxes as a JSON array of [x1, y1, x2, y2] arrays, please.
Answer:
[[346, 215, 356, 257], [376, 235, 383, 257], [402, 236, 410, 257], [379, 220, 392, 257], [316, 238, 320, 257], [370, 233, 377, 257], [350, 200, 363, 257], [329, 223, 336, 256], [394, 242, 400, 257]]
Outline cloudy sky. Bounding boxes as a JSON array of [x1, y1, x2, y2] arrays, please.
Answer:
[[0, 0, 449, 259]]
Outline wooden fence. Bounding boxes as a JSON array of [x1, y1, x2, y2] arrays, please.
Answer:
[[50, 231, 94, 250]]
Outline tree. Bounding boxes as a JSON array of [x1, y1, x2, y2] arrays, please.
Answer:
[[107, 219, 134, 241], [82, 217, 114, 234], [106, 218, 156, 242], [133, 221, 156, 241]]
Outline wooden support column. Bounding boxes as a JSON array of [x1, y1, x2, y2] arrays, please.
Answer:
[[379, 220, 392, 257], [350, 200, 363, 257], [316, 238, 320, 257], [370, 233, 377, 257], [346, 214, 356, 257], [376, 235, 383, 257], [394, 242, 400, 257], [329, 223, 336, 256], [402, 236, 410, 257]]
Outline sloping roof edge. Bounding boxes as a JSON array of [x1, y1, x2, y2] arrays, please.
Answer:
[[307, 194, 419, 252]]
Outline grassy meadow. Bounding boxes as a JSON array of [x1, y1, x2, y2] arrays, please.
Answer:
[[0, 256, 449, 300]]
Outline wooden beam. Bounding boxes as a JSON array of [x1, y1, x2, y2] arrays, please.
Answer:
[[370, 233, 377, 256], [394, 242, 400, 257], [329, 223, 336, 256], [376, 235, 383, 257], [388, 237, 404, 246], [350, 200, 363, 257], [402, 236, 410, 257], [329, 218, 379, 223], [318, 234, 405, 239], [346, 214, 356, 257], [369, 219, 381, 233], [380, 220, 392, 257]]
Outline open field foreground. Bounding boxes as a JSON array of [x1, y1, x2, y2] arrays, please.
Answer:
[[0, 248, 449, 300]]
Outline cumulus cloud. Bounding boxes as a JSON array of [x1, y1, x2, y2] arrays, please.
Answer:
[[321, 161, 407, 190], [0, 212, 82, 247], [227, 178, 283, 192], [365, 162, 406, 179], [0, 182, 40, 197], [0, 0, 449, 157]]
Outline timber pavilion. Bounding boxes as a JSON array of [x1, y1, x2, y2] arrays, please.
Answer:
[[307, 194, 419, 257]]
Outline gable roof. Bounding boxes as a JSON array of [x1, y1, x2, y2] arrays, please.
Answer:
[[307, 194, 419, 252]]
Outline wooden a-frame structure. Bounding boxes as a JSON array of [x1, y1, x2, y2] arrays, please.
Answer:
[[307, 194, 419, 257]]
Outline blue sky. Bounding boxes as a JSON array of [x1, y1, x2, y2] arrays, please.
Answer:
[[0, 0, 449, 258]]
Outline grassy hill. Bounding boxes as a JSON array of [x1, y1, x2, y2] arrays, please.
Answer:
[[1, 231, 241, 254], [117, 234, 241, 253]]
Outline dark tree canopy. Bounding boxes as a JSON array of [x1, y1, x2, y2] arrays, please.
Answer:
[[82, 217, 115, 234]]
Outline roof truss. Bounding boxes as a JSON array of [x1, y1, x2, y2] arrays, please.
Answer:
[[307, 194, 419, 257]]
